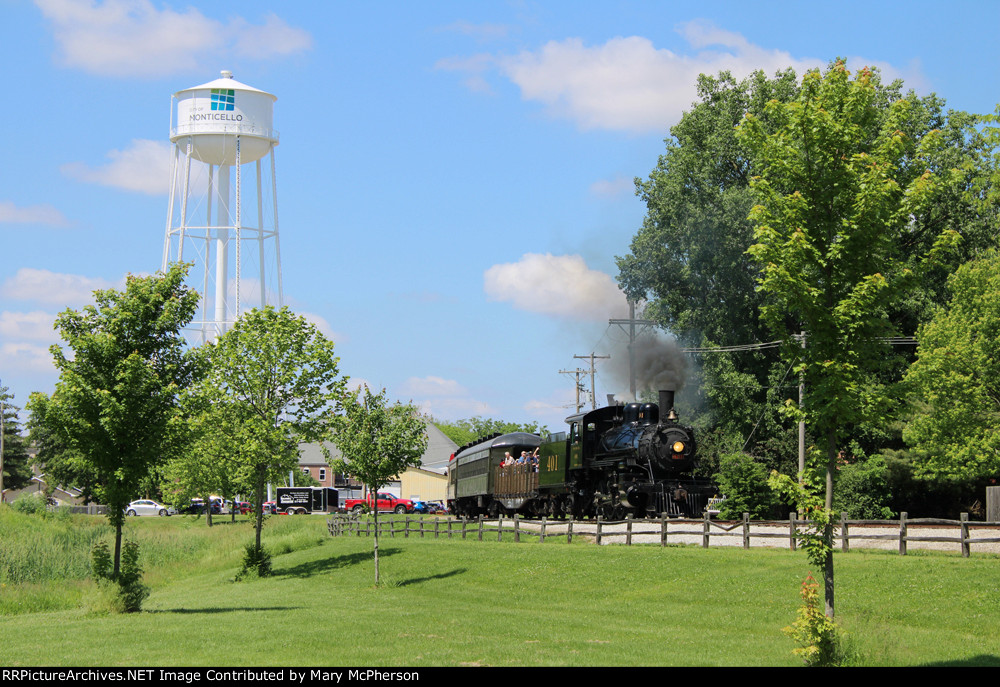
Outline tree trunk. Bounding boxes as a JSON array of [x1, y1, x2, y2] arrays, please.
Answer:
[[825, 428, 836, 618], [255, 473, 266, 550], [114, 519, 123, 578], [373, 493, 380, 586]]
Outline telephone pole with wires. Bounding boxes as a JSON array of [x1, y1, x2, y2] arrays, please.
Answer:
[[559, 368, 588, 413], [574, 353, 610, 410], [608, 299, 656, 401]]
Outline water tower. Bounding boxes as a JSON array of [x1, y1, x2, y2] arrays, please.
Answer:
[[162, 70, 283, 341]]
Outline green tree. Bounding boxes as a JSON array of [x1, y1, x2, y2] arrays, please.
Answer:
[[617, 68, 998, 470], [833, 456, 895, 520], [434, 416, 548, 447], [197, 306, 346, 561], [902, 251, 1000, 486], [330, 386, 428, 585], [1, 386, 33, 498], [715, 452, 782, 520], [43, 263, 199, 575], [164, 377, 245, 526], [737, 60, 960, 616], [26, 392, 90, 500]]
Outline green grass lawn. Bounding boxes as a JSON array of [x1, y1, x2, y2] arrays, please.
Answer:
[[1, 509, 998, 666]]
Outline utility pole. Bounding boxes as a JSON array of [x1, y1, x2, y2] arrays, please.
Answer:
[[573, 353, 610, 410], [559, 368, 588, 413], [794, 332, 806, 478], [608, 299, 655, 401]]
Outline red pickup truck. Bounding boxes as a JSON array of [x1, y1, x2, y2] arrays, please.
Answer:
[[345, 493, 416, 514]]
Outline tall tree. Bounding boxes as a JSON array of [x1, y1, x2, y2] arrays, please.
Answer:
[[330, 386, 428, 585], [434, 416, 548, 447], [1, 386, 33, 499], [43, 263, 199, 575], [737, 60, 960, 616], [163, 378, 245, 526], [196, 306, 346, 557], [902, 250, 1000, 485], [617, 67, 998, 468]]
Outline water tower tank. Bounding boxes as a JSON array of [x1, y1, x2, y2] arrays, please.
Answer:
[[170, 70, 277, 165], [163, 70, 283, 342]]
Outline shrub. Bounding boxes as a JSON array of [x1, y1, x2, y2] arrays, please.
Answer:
[[783, 574, 844, 666], [10, 493, 48, 516], [715, 452, 782, 519], [834, 456, 895, 520], [236, 543, 272, 581], [88, 539, 150, 614]]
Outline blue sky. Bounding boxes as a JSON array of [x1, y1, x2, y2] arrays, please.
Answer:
[[2, 0, 998, 429]]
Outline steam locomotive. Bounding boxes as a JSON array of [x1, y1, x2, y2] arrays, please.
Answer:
[[447, 390, 714, 519]]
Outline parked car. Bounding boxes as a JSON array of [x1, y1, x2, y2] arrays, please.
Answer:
[[177, 499, 221, 515], [261, 501, 279, 515], [236, 501, 253, 515], [125, 500, 175, 517], [410, 499, 431, 514]]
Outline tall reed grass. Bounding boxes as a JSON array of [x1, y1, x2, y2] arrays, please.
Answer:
[[0, 505, 330, 614]]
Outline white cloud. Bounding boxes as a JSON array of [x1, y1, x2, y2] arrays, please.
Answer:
[[62, 139, 172, 195], [498, 32, 820, 133], [299, 311, 345, 343], [414, 396, 494, 422], [35, 0, 311, 78], [589, 176, 633, 198], [401, 376, 468, 398], [483, 253, 628, 321], [0, 201, 71, 228], [0, 311, 59, 343], [231, 13, 314, 59], [1, 268, 117, 307], [0, 341, 57, 374], [442, 21, 924, 133]]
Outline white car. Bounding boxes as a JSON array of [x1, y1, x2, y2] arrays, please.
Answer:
[[125, 499, 175, 517]]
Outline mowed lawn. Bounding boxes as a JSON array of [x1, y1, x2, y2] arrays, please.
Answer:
[[1, 512, 998, 667]]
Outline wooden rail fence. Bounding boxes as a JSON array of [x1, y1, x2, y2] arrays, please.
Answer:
[[327, 511, 1000, 557]]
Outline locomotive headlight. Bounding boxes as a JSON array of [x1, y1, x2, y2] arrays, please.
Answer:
[[672, 441, 685, 453]]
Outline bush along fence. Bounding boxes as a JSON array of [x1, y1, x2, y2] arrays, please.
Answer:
[[327, 512, 1000, 557]]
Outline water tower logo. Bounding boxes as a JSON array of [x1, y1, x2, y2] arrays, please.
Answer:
[[210, 88, 235, 111]]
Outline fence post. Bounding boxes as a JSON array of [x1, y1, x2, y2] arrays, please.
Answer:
[[514, 514, 520, 543], [462, 517, 467, 540], [626, 515, 633, 546], [404, 516, 409, 538], [434, 518, 440, 539], [541, 516, 547, 544], [841, 512, 849, 552], [899, 512, 908, 555], [498, 513, 503, 542], [743, 513, 750, 549], [568, 519, 573, 545], [596, 515, 603, 546], [661, 514, 668, 547], [702, 511, 710, 548], [789, 512, 797, 550], [961, 512, 970, 558], [448, 518, 453, 539], [478, 515, 484, 541]]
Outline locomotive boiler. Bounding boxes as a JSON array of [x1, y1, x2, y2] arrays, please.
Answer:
[[448, 389, 714, 519]]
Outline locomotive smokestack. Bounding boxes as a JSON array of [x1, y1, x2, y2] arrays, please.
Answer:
[[659, 389, 677, 421]]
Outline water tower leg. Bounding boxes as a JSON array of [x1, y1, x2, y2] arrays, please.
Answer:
[[215, 164, 230, 337]]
